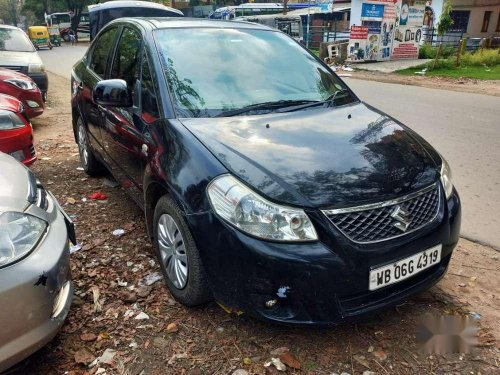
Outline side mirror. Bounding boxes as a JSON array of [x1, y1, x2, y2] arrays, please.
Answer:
[[93, 79, 132, 107]]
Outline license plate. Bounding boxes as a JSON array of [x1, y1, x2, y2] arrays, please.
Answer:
[[369, 244, 442, 291]]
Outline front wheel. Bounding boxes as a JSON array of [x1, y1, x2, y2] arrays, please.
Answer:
[[76, 117, 105, 176], [153, 195, 212, 306]]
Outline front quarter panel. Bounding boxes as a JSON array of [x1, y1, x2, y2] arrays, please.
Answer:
[[144, 118, 227, 214]]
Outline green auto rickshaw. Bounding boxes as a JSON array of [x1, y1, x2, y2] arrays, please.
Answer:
[[28, 26, 52, 50], [48, 26, 61, 46]]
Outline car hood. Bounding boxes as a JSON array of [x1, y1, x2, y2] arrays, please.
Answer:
[[0, 67, 34, 81], [0, 93, 21, 112], [180, 103, 441, 208], [0, 51, 42, 67], [0, 152, 32, 212]]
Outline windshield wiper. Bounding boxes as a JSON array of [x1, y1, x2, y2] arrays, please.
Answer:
[[277, 89, 351, 113], [216, 99, 319, 117]]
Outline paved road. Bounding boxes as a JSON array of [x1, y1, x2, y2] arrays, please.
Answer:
[[40, 46, 500, 249]]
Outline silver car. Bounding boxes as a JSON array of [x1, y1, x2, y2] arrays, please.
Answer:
[[0, 152, 74, 372]]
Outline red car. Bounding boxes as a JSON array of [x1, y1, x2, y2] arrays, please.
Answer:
[[0, 68, 44, 119], [0, 93, 36, 166]]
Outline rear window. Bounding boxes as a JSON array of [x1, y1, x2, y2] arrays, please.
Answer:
[[0, 29, 35, 52]]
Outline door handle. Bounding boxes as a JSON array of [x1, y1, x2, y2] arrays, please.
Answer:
[[141, 144, 148, 157]]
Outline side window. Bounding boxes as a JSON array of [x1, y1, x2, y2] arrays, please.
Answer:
[[110, 27, 142, 89], [89, 27, 118, 77], [140, 52, 160, 123]]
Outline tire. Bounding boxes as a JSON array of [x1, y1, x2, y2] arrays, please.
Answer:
[[153, 195, 212, 306], [63, 34, 70, 42], [76, 116, 105, 176]]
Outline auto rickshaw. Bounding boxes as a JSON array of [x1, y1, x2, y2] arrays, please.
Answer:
[[48, 26, 61, 46], [28, 26, 52, 50]]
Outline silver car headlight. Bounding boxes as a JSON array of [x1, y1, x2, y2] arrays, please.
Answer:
[[4, 78, 38, 90], [28, 63, 45, 74], [207, 174, 317, 242], [0, 212, 47, 267], [440, 157, 453, 200], [0, 109, 26, 130]]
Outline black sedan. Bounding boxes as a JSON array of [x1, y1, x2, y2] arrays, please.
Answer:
[[71, 18, 461, 324]]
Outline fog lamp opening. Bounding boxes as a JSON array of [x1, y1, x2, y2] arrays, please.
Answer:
[[52, 281, 71, 318], [26, 100, 40, 108]]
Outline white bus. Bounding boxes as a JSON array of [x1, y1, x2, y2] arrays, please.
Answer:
[[208, 3, 283, 20]]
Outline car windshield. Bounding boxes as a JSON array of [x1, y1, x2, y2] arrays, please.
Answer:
[[0, 28, 35, 52], [154, 27, 355, 118]]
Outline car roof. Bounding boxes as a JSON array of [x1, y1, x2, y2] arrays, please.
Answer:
[[0, 24, 22, 30], [115, 17, 272, 31], [89, 0, 178, 12]]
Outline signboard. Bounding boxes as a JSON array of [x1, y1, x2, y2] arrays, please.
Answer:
[[350, 25, 369, 39], [408, 0, 426, 26], [391, 26, 422, 59], [361, 3, 385, 21]]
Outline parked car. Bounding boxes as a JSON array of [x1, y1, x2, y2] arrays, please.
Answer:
[[0, 25, 49, 101], [0, 151, 75, 372], [71, 18, 461, 325], [0, 94, 37, 165], [0, 68, 44, 119], [88, 0, 183, 40]]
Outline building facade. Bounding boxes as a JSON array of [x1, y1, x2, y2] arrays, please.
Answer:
[[449, 0, 500, 37]]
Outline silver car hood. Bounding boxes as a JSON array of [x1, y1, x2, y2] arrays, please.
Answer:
[[0, 50, 42, 67], [0, 152, 33, 212]]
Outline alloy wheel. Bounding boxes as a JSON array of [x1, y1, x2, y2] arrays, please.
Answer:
[[78, 122, 89, 168], [157, 214, 188, 289]]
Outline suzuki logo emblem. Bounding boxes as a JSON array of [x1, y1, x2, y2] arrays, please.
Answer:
[[391, 205, 411, 232]]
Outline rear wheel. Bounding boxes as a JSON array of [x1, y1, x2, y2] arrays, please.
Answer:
[[76, 117, 105, 176], [153, 195, 212, 306]]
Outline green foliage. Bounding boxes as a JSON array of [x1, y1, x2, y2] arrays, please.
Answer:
[[437, 1, 454, 36], [461, 49, 500, 67], [397, 49, 500, 80], [419, 43, 456, 59]]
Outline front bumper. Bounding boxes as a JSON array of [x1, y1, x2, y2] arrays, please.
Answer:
[[0, 125, 37, 166], [187, 188, 461, 325], [28, 73, 48, 98], [0, 193, 73, 372]]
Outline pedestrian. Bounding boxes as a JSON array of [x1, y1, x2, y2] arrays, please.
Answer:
[[69, 29, 76, 45]]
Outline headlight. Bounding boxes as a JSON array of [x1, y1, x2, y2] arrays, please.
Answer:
[[4, 78, 38, 90], [28, 63, 45, 73], [0, 109, 26, 130], [440, 157, 453, 200], [0, 212, 47, 267], [207, 174, 317, 242]]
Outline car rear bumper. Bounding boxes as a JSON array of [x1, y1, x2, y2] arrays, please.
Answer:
[[0, 194, 73, 372], [188, 188, 461, 325]]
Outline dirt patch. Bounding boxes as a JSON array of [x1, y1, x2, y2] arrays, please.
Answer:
[[349, 70, 500, 97], [6, 73, 499, 375]]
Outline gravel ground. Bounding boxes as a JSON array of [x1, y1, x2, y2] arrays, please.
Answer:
[[5, 73, 499, 375]]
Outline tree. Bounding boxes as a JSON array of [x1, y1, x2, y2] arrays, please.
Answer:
[[0, 0, 20, 25], [433, 0, 454, 66], [65, 0, 95, 33]]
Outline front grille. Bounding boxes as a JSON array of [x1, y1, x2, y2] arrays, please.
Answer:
[[29, 144, 36, 157], [35, 186, 49, 210], [323, 184, 440, 243]]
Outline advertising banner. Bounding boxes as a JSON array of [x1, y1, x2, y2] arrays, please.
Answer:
[[348, 26, 369, 61], [391, 26, 422, 59], [408, 0, 426, 26], [361, 3, 385, 21]]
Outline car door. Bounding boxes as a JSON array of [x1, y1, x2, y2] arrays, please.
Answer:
[[101, 27, 158, 206], [77, 26, 119, 156]]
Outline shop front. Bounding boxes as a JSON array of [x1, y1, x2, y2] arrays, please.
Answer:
[[348, 0, 428, 61]]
